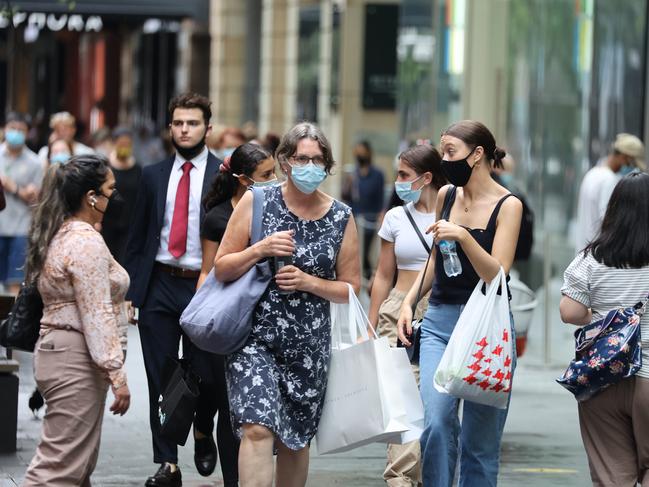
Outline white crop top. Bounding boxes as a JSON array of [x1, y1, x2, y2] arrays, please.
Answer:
[[377, 202, 435, 271]]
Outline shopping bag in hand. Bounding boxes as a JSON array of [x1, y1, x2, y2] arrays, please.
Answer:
[[158, 357, 200, 445], [434, 268, 514, 409], [316, 284, 422, 454]]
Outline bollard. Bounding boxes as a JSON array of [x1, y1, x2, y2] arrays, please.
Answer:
[[0, 359, 19, 453], [0, 294, 18, 453]]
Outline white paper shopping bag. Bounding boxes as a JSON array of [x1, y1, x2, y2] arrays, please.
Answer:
[[316, 284, 421, 454], [316, 336, 410, 454], [384, 347, 425, 445], [433, 268, 514, 409]]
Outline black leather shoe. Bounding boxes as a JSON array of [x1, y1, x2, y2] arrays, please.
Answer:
[[194, 434, 217, 477], [145, 464, 182, 487]]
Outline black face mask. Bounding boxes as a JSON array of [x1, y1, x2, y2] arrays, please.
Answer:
[[93, 189, 125, 216], [356, 155, 371, 166], [172, 136, 206, 161], [441, 147, 476, 187]]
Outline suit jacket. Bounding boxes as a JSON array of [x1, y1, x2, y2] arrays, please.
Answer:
[[124, 152, 221, 307]]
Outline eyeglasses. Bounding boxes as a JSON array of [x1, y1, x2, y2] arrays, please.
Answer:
[[289, 155, 326, 167]]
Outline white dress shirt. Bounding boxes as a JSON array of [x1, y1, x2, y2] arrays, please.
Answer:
[[155, 147, 208, 270], [574, 165, 620, 251]]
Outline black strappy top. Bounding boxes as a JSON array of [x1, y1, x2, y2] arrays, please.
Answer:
[[429, 186, 515, 305]]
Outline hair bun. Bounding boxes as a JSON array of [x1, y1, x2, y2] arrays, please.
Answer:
[[493, 146, 506, 169]]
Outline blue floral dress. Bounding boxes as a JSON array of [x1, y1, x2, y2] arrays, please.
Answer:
[[225, 185, 352, 450]]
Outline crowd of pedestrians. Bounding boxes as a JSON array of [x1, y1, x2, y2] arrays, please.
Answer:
[[0, 90, 647, 487]]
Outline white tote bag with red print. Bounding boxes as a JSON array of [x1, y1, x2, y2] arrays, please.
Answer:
[[434, 268, 514, 409]]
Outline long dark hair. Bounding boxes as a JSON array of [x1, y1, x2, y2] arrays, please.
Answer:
[[203, 143, 272, 211], [586, 171, 649, 268], [25, 155, 110, 282]]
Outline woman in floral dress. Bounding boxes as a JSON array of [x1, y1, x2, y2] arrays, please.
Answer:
[[214, 122, 360, 487]]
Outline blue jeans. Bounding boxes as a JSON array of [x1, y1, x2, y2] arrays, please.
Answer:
[[419, 303, 513, 487], [0, 235, 27, 284]]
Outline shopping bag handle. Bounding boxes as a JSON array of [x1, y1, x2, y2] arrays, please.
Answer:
[[480, 267, 507, 300], [331, 284, 378, 348]]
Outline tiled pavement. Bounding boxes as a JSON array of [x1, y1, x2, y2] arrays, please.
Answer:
[[1, 324, 590, 486]]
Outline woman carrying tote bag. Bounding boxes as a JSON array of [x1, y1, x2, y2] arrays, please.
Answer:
[[397, 120, 522, 487], [186, 143, 277, 483], [560, 171, 649, 486], [214, 122, 360, 487]]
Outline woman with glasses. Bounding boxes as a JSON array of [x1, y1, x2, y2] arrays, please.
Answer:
[[561, 171, 649, 486], [186, 143, 277, 485], [214, 122, 360, 487]]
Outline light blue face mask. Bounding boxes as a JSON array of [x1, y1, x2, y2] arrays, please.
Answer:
[[395, 175, 424, 203], [289, 162, 327, 194], [251, 178, 279, 188], [5, 129, 25, 147], [620, 165, 635, 176], [234, 173, 279, 188], [50, 153, 71, 165]]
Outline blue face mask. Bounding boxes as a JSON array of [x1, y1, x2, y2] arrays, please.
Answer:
[[620, 165, 635, 176], [235, 173, 279, 188], [395, 175, 424, 203], [251, 178, 279, 188], [5, 129, 25, 147], [50, 153, 71, 165], [289, 162, 327, 194]]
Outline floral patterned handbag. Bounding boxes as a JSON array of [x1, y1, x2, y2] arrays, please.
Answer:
[[556, 297, 647, 402]]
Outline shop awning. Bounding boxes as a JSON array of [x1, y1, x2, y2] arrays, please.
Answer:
[[6, 0, 208, 20]]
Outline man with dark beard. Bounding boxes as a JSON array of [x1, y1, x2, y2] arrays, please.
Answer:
[[124, 93, 220, 487]]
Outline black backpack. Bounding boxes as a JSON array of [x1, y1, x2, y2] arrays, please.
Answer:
[[514, 193, 534, 261]]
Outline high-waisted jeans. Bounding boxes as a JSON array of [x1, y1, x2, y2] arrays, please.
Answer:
[[419, 303, 513, 487]]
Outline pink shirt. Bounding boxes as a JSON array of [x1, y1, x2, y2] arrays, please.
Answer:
[[38, 220, 130, 388]]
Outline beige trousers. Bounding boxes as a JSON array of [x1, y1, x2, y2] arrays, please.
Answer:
[[578, 376, 649, 487], [376, 288, 428, 487], [23, 329, 109, 487]]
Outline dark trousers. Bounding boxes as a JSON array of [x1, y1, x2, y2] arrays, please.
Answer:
[[362, 225, 376, 280], [139, 268, 239, 474], [192, 353, 240, 485]]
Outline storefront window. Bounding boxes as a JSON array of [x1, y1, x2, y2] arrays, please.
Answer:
[[296, 6, 320, 122], [505, 0, 646, 361]]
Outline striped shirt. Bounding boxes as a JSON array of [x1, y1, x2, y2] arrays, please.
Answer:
[[561, 252, 649, 378]]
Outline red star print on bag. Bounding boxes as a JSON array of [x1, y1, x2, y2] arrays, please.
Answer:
[[461, 325, 513, 395]]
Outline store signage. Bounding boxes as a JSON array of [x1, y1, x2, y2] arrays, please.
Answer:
[[0, 12, 103, 32]]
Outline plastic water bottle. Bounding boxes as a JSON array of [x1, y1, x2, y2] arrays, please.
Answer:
[[439, 240, 462, 277], [274, 254, 294, 294]]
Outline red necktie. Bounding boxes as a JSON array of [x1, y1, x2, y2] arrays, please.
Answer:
[[168, 161, 193, 258]]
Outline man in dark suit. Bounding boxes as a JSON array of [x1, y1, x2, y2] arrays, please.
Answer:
[[124, 93, 220, 487]]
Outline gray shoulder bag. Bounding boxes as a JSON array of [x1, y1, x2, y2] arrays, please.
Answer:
[[180, 186, 272, 354]]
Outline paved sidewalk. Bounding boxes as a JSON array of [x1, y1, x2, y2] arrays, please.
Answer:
[[1, 325, 589, 486]]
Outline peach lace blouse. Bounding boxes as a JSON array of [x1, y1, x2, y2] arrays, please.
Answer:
[[38, 220, 130, 388]]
